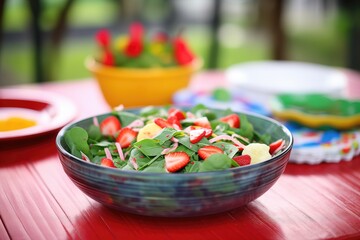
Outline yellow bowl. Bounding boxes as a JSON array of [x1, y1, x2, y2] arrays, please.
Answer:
[[86, 58, 202, 108]]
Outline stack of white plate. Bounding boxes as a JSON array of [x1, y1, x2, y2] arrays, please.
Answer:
[[225, 60, 347, 110]]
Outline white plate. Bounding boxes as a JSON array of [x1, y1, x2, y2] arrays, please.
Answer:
[[0, 88, 77, 141], [225, 61, 347, 108]]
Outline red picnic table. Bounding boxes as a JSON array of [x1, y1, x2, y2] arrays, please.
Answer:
[[1, 71, 360, 240]]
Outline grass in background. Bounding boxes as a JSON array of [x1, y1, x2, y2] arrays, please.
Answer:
[[1, 0, 350, 85], [1, 29, 269, 85]]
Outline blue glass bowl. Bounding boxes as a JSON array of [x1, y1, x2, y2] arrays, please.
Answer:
[[56, 109, 293, 217]]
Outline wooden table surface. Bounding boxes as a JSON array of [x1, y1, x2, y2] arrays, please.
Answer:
[[1, 72, 360, 240]]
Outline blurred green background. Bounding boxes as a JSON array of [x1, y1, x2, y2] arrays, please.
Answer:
[[1, 0, 358, 86]]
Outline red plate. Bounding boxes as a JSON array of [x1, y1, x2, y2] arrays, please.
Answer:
[[0, 88, 77, 141]]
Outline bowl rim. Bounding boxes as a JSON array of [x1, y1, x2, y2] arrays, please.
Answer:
[[56, 107, 293, 178]]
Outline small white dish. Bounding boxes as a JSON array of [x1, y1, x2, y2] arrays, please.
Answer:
[[225, 61, 347, 109]]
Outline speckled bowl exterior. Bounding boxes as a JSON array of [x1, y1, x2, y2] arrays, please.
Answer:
[[56, 109, 293, 217]]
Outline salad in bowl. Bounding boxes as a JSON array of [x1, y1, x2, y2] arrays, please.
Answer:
[[63, 105, 286, 173], [56, 105, 293, 217]]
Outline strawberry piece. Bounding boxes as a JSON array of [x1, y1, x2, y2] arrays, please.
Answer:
[[102, 50, 114, 66], [203, 128, 212, 138], [185, 125, 212, 138], [190, 129, 206, 144], [194, 117, 211, 129], [100, 158, 115, 168], [154, 118, 173, 128], [124, 39, 143, 57], [168, 108, 186, 120], [198, 145, 223, 160], [165, 152, 190, 173], [173, 37, 195, 65], [124, 23, 144, 57], [269, 139, 285, 155], [95, 29, 111, 48], [233, 155, 251, 166], [116, 128, 138, 148], [219, 114, 240, 128], [184, 125, 196, 134], [167, 115, 182, 130], [100, 116, 121, 136]]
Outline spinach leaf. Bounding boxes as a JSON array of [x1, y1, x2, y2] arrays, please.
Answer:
[[113, 158, 128, 168], [221, 108, 234, 116], [238, 115, 254, 141], [122, 163, 136, 171], [174, 145, 197, 159], [139, 106, 166, 118], [91, 155, 103, 165], [196, 137, 211, 147], [129, 148, 152, 169], [153, 128, 177, 144], [183, 161, 200, 173], [190, 104, 207, 113], [211, 121, 230, 135], [138, 154, 163, 170], [213, 141, 239, 158], [141, 159, 166, 173], [64, 127, 91, 159], [198, 153, 232, 172], [196, 109, 217, 120], [91, 141, 114, 147], [134, 139, 165, 157], [254, 131, 271, 145], [87, 125, 102, 141], [115, 111, 140, 127], [177, 136, 199, 152]]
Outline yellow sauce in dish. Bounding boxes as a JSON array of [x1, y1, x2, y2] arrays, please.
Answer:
[[0, 117, 37, 131]]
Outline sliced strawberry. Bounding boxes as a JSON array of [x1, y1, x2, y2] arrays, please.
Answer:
[[233, 155, 251, 166], [95, 29, 111, 48], [100, 158, 116, 168], [269, 139, 285, 155], [185, 125, 212, 138], [167, 115, 182, 130], [173, 37, 195, 65], [168, 108, 186, 120], [184, 125, 196, 134], [203, 128, 212, 138], [219, 114, 240, 128], [100, 116, 121, 136], [198, 145, 224, 160], [154, 118, 173, 128], [116, 128, 138, 148], [194, 117, 211, 129], [165, 152, 190, 173], [190, 129, 206, 144]]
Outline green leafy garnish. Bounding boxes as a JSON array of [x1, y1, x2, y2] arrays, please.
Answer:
[[64, 127, 91, 159], [198, 153, 232, 172], [62, 105, 285, 173]]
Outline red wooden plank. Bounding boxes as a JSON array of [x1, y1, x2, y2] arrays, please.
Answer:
[[0, 217, 11, 240]]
